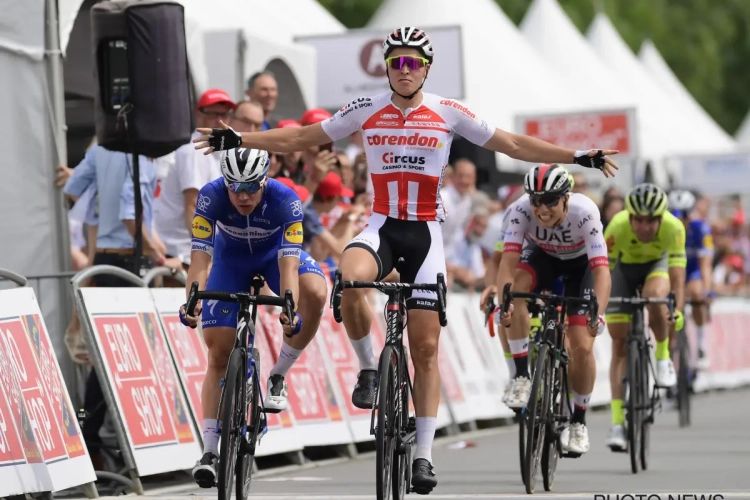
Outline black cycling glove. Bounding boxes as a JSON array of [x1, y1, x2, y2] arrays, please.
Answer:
[[573, 149, 607, 171], [207, 126, 242, 151]]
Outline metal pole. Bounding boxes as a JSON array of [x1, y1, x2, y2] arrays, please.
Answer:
[[236, 30, 246, 102]]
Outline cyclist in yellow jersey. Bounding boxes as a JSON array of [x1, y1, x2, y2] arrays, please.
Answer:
[[603, 183, 686, 451]]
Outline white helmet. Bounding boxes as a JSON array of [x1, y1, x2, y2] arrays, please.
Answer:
[[668, 189, 696, 213], [382, 27, 434, 63], [220, 148, 269, 185]]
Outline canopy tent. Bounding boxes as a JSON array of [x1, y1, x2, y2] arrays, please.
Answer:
[[638, 40, 735, 152], [587, 15, 728, 163], [367, 0, 594, 169], [735, 111, 750, 147]]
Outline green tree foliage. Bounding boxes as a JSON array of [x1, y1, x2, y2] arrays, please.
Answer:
[[317, 0, 750, 134]]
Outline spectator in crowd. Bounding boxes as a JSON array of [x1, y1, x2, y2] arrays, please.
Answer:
[[351, 152, 371, 198], [297, 108, 339, 194], [446, 204, 490, 290], [694, 191, 711, 220], [63, 143, 180, 468], [155, 89, 234, 275], [231, 99, 265, 132], [572, 172, 598, 203], [440, 158, 477, 245], [270, 120, 304, 181], [245, 70, 278, 129], [714, 253, 745, 295], [344, 130, 364, 164], [600, 193, 624, 230]]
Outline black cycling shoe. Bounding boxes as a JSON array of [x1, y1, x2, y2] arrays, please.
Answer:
[[352, 369, 377, 409], [191, 452, 218, 488], [411, 458, 437, 494]]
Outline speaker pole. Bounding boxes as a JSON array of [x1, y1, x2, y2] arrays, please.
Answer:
[[132, 152, 144, 276]]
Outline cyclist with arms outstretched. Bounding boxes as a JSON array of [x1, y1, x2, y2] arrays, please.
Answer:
[[668, 189, 713, 368], [193, 27, 619, 493], [179, 148, 328, 486], [496, 164, 611, 454], [603, 183, 686, 450]]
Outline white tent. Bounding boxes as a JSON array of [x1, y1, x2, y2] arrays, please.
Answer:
[[367, 0, 593, 168], [735, 111, 750, 147], [587, 15, 723, 161], [638, 40, 735, 152]]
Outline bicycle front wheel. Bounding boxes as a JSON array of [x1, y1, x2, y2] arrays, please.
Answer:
[[218, 348, 245, 500], [376, 346, 398, 500], [676, 330, 691, 428], [524, 343, 551, 494], [542, 364, 564, 491], [626, 341, 642, 475], [236, 348, 261, 500]]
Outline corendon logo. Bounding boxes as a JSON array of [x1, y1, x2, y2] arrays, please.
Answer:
[[367, 133, 438, 148], [440, 100, 476, 120], [382, 152, 426, 165]]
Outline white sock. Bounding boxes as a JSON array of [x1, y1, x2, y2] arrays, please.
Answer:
[[202, 418, 220, 456], [508, 338, 529, 357], [350, 334, 377, 371], [504, 352, 516, 378], [696, 325, 705, 350], [414, 416, 437, 463], [573, 391, 591, 411], [270, 343, 303, 378]]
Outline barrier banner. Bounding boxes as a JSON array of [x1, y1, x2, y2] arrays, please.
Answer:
[[257, 306, 353, 447], [151, 289, 209, 431], [79, 288, 201, 476], [0, 287, 95, 496]]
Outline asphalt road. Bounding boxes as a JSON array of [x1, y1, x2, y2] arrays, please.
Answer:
[[117, 388, 750, 500]]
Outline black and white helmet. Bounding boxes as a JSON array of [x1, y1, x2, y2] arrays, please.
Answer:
[[524, 164, 572, 196], [668, 189, 697, 213], [382, 26, 434, 63], [220, 147, 269, 185]]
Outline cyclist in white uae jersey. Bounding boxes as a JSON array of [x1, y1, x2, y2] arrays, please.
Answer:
[[497, 164, 611, 455], [193, 26, 619, 493]]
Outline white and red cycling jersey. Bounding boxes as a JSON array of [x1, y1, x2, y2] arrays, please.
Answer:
[[320, 92, 494, 222], [502, 193, 609, 269]]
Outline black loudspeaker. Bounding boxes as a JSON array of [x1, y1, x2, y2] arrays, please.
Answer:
[[449, 135, 498, 188], [91, 0, 192, 158]]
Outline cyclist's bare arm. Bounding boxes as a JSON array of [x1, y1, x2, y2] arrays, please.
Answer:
[[186, 250, 211, 298], [479, 251, 503, 309], [669, 266, 687, 312], [199, 120, 333, 154], [591, 265, 611, 316], [699, 254, 713, 295], [278, 256, 301, 308]]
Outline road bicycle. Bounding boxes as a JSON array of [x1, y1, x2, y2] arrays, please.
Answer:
[[330, 261, 447, 499], [186, 276, 294, 500], [609, 289, 674, 474], [672, 298, 708, 427], [499, 282, 599, 494]]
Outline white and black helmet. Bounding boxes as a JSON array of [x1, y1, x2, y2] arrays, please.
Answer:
[[668, 189, 697, 213], [220, 147, 269, 185], [382, 26, 434, 63], [524, 164, 572, 196]]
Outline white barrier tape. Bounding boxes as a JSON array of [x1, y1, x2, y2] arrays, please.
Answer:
[[0, 287, 96, 497]]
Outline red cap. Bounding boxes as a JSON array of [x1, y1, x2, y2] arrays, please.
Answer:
[[316, 171, 354, 199], [277, 119, 302, 129], [300, 108, 332, 126], [197, 89, 236, 110], [275, 177, 310, 203]]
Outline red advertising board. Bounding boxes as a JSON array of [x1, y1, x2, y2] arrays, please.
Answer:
[[160, 314, 208, 423], [520, 110, 633, 155], [93, 315, 178, 448], [0, 319, 68, 463], [0, 365, 27, 467]]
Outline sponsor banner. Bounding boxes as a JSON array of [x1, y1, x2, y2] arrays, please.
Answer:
[[296, 26, 464, 109], [257, 306, 353, 447], [79, 288, 201, 476], [0, 287, 95, 495], [666, 152, 750, 196]]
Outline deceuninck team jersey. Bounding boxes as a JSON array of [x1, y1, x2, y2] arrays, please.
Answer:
[[191, 177, 305, 262], [502, 193, 609, 269], [320, 92, 495, 222], [604, 210, 687, 268], [685, 218, 714, 276]]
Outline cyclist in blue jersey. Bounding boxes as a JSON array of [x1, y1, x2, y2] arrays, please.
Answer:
[[179, 147, 328, 487], [668, 189, 714, 368]]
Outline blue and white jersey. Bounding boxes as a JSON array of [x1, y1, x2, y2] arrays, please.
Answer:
[[191, 177, 304, 262]]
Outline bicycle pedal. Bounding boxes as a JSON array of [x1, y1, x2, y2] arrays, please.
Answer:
[[263, 406, 282, 414], [562, 452, 582, 459], [412, 486, 434, 495]]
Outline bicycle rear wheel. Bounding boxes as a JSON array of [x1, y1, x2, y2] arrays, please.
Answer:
[[676, 330, 691, 428], [524, 344, 551, 494], [218, 348, 245, 500], [376, 346, 398, 500], [518, 411, 526, 485], [391, 356, 410, 499], [640, 350, 651, 471], [236, 348, 261, 500], [626, 341, 642, 475]]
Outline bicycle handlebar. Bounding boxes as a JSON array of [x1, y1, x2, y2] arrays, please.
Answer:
[[186, 281, 295, 332], [609, 292, 676, 322], [484, 294, 497, 336], [500, 283, 599, 330], [330, 271, 448, 327]]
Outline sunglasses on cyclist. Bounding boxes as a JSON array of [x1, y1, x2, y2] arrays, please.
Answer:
[[530, 194, 562, 208], [385, 55, 429, 71], [227, 181, 263, 194]]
